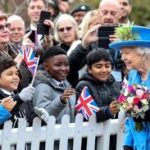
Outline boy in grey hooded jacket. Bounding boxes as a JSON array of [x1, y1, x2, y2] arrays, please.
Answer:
[[32, 46, 76, 124]]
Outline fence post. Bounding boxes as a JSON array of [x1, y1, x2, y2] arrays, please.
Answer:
[[31, 118, 42, 150], [73, 114, 84, 150], [116, 111, 125, 150], [96, 120, 110, 150], [2, 121, 13, 150], [45, 116, 56, 150], [86, 116, 97, 150], [16, 119, 27, 150], [59, 115, 70, 150]]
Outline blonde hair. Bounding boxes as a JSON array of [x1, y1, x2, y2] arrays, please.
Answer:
[[54, 14, 80, 43], [79, 10, 99, 38]]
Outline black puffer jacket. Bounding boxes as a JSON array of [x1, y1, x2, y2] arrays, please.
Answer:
[[68, 43, 123, 87], [75, 72, 121, 122]]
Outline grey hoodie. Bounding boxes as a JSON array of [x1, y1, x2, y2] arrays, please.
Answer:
[[32, 69, 75, 123]]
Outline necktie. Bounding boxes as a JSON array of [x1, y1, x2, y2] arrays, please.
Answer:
[[11, 93, 15, 98], [59, 83, 64, 87]]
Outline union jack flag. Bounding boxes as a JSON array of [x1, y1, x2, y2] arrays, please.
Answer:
[[19, 46, 39, 76], [75, 86, 100, 120]]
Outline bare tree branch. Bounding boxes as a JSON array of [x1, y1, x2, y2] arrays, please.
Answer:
[[1, 0, 5, 5], [1, 0, 9, 12], [11, 0, 17, 8], [14, 0, 27, 14]]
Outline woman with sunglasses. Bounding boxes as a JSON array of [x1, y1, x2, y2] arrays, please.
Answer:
[[54, 14, 81, 55], [0, 13, 17, 58]]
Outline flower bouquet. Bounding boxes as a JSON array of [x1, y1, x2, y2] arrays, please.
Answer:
[[118, 83, 150, 131]]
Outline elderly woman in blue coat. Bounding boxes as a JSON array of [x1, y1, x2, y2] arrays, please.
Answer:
[[109, 25, 150, 150]]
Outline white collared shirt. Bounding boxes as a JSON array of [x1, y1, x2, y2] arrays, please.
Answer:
[[0, 88, 14, 96], [52, 79, 64, 87]]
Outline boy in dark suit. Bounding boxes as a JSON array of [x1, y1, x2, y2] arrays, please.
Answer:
[[0, 53, 34, 127]]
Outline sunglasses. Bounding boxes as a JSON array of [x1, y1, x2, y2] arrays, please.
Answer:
[[0, 23, 10, 32], [58, 26, 72, 32]]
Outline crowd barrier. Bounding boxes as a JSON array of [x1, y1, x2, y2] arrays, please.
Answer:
[[0, 113, 124, 150]]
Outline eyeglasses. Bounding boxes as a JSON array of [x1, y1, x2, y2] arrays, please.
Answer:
[[0, 23, 10, 32], [58, 26, 72, 32]]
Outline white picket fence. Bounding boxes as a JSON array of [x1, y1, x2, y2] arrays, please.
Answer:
[[0, 113, 125, 150]]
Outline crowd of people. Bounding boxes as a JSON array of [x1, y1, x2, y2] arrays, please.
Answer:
[[0, 0, 150, 150]]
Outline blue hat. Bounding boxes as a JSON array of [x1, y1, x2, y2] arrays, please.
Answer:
[[109, 26, 150, 50]]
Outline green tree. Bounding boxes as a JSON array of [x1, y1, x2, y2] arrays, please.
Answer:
[[1, 0, 150, 26], [72, 0, 150, 26], [131, 0, 150, 26]]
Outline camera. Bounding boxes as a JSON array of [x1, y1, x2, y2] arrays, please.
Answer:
[[28, 30, 36, 43], [98, 25, 117, 49], [37, 11, 51, 35]]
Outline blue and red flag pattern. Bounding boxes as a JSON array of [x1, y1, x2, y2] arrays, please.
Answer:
[[75, 86, 100, 120], [19, 46, 38, 76]]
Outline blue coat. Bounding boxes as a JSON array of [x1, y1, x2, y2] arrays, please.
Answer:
[[0, 105, 12, 124], [124, 70, 150, 150]]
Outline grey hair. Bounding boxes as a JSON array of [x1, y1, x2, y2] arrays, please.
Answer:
[[54, 14, 80, 43], [135, 47, 150, 62], [7, 15, 25, 28]]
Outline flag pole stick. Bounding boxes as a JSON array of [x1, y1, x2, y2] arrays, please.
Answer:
[[31, 56, 40, 86]]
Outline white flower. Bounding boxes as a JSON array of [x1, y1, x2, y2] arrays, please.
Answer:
[[139, 113, 145, 119], [136, 89, 144, 98], [127, 97, 134, 104], [124, 88, 129, 96], [142, 105, 149, 112], [141, 99, 148, 105]]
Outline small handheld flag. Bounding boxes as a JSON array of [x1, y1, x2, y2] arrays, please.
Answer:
[[19, 45, 39, 76], [75, 86, 100, 120]]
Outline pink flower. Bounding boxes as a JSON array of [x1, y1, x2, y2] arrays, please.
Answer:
[[118, 94, 126, 103], [128, 85, 136, 93], [118, 83, 150, 126], [142, 93, 150, 99], [133, 97, 140, 105]]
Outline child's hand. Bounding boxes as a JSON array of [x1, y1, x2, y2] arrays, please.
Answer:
[[34, 107, 49, 124], [18, 85, 35, 101], [60, 88, 75, 103], [1, 97, 17, 112], [109, 100, 120, 115]]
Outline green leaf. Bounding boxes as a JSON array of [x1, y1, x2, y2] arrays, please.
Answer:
[[115, 24, 139, 41]]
